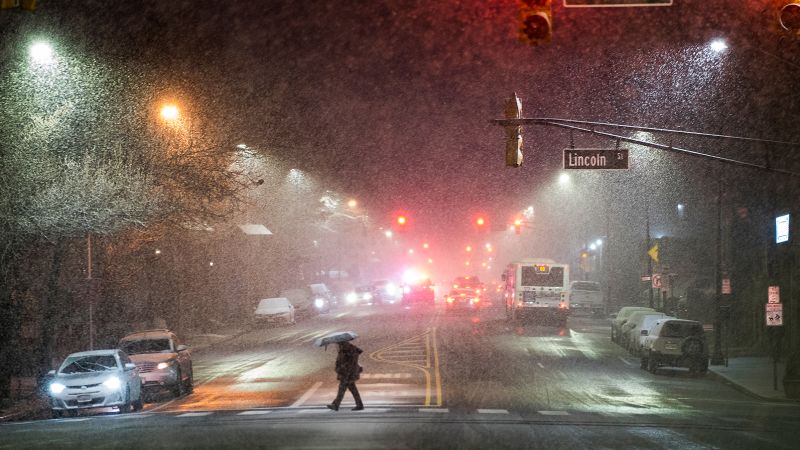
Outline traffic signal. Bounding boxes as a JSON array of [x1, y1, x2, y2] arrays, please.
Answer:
[[474, 215, 489, 232], [504, 93, 523, 167], [393, 212, 411, 233], [773, 1, 800, 35], [513, 218, 523, 235], [518, 0, 552, 46]]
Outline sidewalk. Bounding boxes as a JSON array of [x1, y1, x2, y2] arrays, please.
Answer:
[[709, 357, 797, 402]]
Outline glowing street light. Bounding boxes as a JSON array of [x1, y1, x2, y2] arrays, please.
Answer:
[[709, 39, 728, 53], [347, 199, 358, 208], [466, 245, 473, 252], [154, 249, 161, 255], [558, 173, 571, 185], [160, 104, 179, 121], [29, 42, 54, 65], [595, 239, 603, 246], [384, 230, 393, 239]]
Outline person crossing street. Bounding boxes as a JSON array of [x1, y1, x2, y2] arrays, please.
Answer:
[[327, 341, 364, 411]]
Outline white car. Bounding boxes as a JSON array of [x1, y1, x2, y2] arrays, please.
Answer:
[[118, 330, 193, 398], [255, 297, 296, 324], [48, 349, 142, 418], [611, 306, 655, 343], [621, 311, 669, 355]]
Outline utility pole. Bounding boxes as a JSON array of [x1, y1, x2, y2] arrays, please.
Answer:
[[87, 232, 94, 351], [711, 179, 725, 365], [646, 208, 653, 309]]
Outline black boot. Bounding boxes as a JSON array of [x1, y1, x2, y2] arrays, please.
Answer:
[[326, 404, 339, 411]]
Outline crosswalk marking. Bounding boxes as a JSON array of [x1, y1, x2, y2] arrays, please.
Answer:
[[360, 372, 414, 379], [291, 381, 323, 407], [237, 410, 272, 416], [55, 418, 91, 423], [297, 409, 330, 414], [477, 409, 509, 414], [538, 410, 569, 416], [419, 408, 448, 413], [176, 412, 213, 418]]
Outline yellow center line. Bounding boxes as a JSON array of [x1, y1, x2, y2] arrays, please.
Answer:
[[432, 326, 442, 406]]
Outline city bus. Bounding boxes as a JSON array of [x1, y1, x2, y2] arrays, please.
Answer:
[[502, 259, 570, 326]]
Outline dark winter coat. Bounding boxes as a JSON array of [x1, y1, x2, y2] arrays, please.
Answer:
[[335, 342, 363, 382]]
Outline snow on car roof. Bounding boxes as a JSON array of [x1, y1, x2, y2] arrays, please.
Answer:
[[67, 349, 120, 357], [120, 329, 173, 340]]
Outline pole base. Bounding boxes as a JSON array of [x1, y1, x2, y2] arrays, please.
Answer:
[[710, 351, 725, 366]]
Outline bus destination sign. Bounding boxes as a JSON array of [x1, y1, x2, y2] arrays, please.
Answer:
[[564, 1, 672, 7], [563, 148, 629, 170]]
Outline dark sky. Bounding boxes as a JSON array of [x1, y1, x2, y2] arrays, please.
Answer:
[[4, 0, 800, 251]]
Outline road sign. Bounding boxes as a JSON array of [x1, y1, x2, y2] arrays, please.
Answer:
[[721, 278, 731, 295], [564, 0, 672, 6], [776, 214, 790, 244], [768, 286, 780, 304], [651, 273, 662, 289], [647, 243, 659, 262], [640, 275, 651, 281], [563, 149, 629, 170], [766, 303, 783, 326]]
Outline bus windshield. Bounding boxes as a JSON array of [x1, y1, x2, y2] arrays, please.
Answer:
[[520, 266, 564, 287]]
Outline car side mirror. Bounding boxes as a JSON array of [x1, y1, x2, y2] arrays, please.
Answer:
[[124, 363, 137, 371], [640, 330, 648, 336], [176, 345, 188, 352], [47, 369, 56, 376]]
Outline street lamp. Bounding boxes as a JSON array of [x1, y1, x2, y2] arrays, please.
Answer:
[[29, 42, 54, 65], [160, 104, 179, 121], [347, 199, 358, 209], [558, 173, 571, 185], [709, 39, 728, 53], [595, 239, 603, 247]]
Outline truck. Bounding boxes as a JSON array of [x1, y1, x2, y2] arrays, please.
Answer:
[[568, 280, 604, 316]]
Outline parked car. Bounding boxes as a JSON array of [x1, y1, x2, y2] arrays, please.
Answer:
[[118, 329, 193, 398], [611, 306, 655, 343], [255, 297, 296, 324], [620, 311, 668, 354], [281, 284, 334, 314], [47, 349, 142, 417], [640, 319, 709, 375]]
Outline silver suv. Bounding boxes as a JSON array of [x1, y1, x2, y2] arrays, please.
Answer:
[[118, 329, 193, 398], [640, 319, 708, 375]]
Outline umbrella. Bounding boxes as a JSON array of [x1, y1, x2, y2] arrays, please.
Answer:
[[314, 331, 359, 349]]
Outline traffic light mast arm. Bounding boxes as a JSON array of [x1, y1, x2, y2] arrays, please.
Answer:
[[491, 117, 800, 177]]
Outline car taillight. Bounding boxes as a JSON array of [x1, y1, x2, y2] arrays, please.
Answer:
[[446, 297, 454, 304], [559, 302, 568, 309]]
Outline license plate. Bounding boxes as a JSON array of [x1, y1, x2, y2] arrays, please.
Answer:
[[77, 395, 92, 403]]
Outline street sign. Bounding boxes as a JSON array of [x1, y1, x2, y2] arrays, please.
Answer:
[[651, 273, 662, 289], [564, 0, 672, 6], [768, 286, 780, 304], [640, 275, 651, 281], [721, 278, 731, 295], [563, 149, 629, 170], [647, 243, 659, 262], [766, 303, 783, 326], [776, 214, 790, 244]]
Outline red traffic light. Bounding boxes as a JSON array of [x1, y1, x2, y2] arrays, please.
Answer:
[[397, 215, 407, 226], [476, 217, 486, 226]]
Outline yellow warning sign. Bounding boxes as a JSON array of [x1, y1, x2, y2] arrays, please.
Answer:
[[648, 243, 659, 263]]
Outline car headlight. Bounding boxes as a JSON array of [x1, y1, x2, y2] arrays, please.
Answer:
[[49, 382, 66, 394], [314, 298, 325, 308], [363, 293, 373, 300], [157, 362, 170, 370], [346, 293, 357, 304], [102, 376, 121, 390]]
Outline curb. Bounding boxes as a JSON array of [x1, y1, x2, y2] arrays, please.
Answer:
[[706, 368, 799, 403]]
